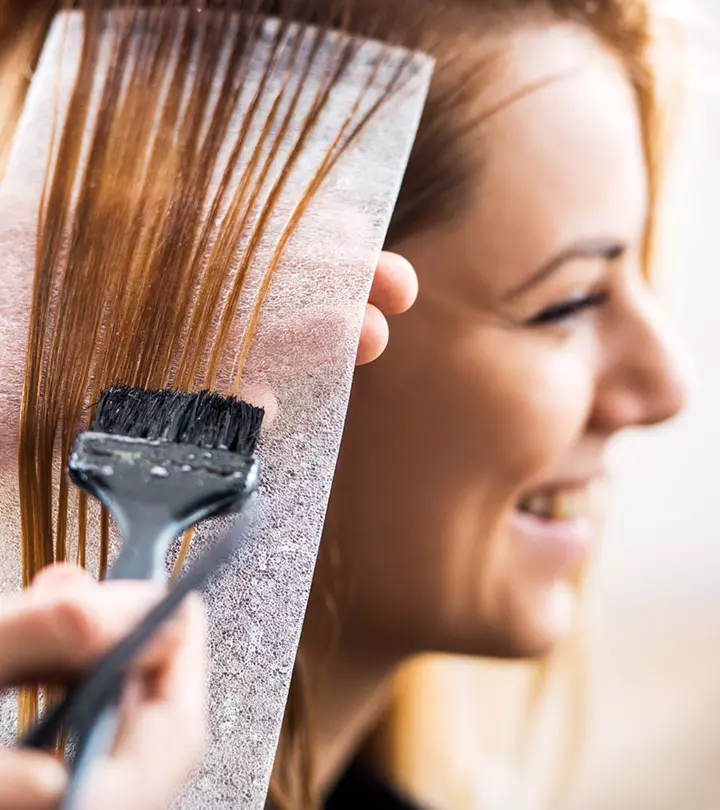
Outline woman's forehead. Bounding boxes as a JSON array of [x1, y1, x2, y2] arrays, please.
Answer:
[[456, 24, 648, 285]]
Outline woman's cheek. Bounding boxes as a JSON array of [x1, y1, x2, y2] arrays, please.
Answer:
[[513, 342, 599, 478], [449, 332, 598, 487]]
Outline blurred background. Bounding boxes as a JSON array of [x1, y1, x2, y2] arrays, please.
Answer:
[[568, 2, 720, 807], [377, 3, 720, 808]]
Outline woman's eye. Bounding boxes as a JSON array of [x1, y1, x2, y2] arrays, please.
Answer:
[[525, 291, 609, 327]]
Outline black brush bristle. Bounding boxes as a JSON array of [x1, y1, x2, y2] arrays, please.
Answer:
[[91, 386, 264, 455]]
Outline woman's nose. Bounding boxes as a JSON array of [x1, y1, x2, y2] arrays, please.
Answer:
[[590, 287, 690, 434]]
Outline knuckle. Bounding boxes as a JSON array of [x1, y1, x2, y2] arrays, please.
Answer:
[[50, 591, 108, 660], [32, 562, 86, 589]]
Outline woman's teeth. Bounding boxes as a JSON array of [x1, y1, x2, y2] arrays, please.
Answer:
[[517, 490, 592, 520]]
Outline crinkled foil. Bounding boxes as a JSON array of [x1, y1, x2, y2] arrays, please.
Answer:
[[0, 11, 432, 808]]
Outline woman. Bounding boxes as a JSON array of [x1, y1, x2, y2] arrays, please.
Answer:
[[0, 0, 688, 808], [272, 0, 688, 807]]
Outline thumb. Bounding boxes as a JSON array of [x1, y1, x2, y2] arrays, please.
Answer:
[[0, 748, 67, 810]]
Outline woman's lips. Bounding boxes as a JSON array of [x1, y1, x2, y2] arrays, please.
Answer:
[[509, 485, 600, 575], [509, 509, 591, 575]]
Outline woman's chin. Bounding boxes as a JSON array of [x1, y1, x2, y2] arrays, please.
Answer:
[[432, 581, 578, 661], [462, 580, 579, 661], [509, 580, 579, 658]]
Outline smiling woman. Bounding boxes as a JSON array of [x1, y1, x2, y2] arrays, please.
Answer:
[[316, 4, 686, 663], [0, 0, 692, 808], [281, 1, 689, 808]]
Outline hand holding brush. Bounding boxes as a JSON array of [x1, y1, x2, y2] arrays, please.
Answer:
[[22, 384, 264, 809], [3, 251, 417, 810], [0, 565, 207, 810]]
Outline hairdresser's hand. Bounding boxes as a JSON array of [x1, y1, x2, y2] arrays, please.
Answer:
[[0, 564, 207, 810], [357, 251, 418, 365]]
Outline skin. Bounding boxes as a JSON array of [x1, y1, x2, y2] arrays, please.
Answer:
[[299, 20, 689, 793], [360, 252, 419, 366]]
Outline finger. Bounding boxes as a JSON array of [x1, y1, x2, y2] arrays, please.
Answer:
[[31, 563, 93, 590], [123, 597, 196, 678], [356, 303, 389, 366], [127, 614, 189, 675], [78, 597, 208, 810], [119, 595, 207, 760], [0, 748, 67, 810], [368, 252, 418, 316], [0, 580, 165, 686], [232, 381, 279, 430]]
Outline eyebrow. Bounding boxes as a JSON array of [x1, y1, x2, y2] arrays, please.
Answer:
[[501, 238, 627, 301]]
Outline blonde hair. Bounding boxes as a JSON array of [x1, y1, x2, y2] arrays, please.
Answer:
[[3, 0, 421, 742], [0, 1, 664, 807]]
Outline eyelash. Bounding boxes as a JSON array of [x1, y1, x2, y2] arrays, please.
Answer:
[[526, 291, 609, 327]]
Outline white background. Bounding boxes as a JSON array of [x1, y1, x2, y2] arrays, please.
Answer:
[[564, 4, 720, 807]]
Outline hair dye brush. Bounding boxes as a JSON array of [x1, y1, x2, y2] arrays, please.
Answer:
[[70, 385, 263, 582], [59, 384, 264, 809]]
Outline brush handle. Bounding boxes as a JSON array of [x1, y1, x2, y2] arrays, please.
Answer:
[[60, 515, 178, 808], [22, 510, 249, 754], [64, 496, 234, 803], [56, 507, 251, 809], [108, 515, 178, 583], [55, 433, 260, 807], [59, 700, 120, 810]]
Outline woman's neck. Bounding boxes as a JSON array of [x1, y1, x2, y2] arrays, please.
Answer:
[[302, 627, 400, 797], [297, 442, 409, 798]]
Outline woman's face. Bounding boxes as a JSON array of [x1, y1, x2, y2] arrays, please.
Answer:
[[320, 22, 688, 660]]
